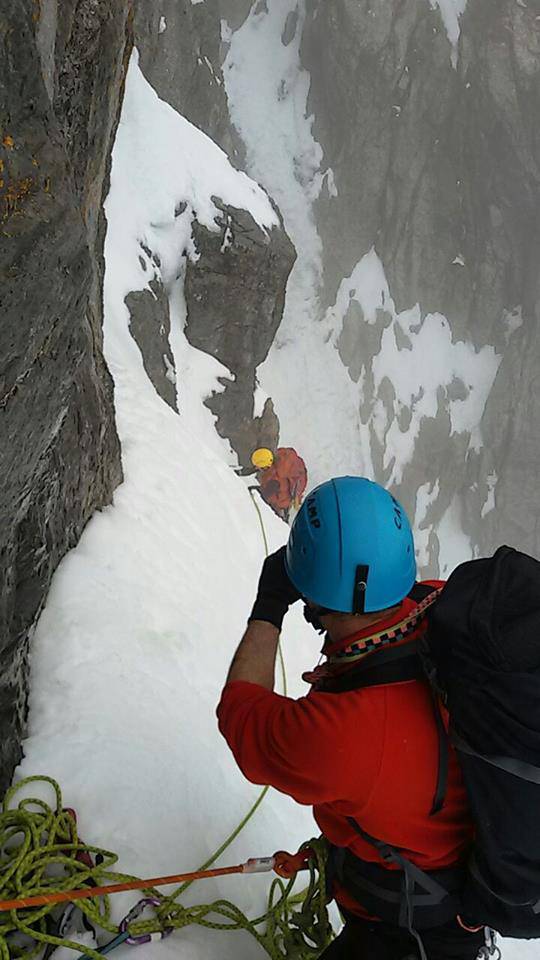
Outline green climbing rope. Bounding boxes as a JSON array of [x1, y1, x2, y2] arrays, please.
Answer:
[[175, 483, 290, 903], [0, 489, 326, 958], [0, 778, 332, 960]]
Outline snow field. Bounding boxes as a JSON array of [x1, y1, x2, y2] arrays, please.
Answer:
[[18, 51, 319, 960], [19, 363, 317, 960]]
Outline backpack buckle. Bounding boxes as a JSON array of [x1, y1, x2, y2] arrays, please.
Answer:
[[478, 928, 501, 959]]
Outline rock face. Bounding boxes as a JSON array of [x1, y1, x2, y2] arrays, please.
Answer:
[[185, 204, 295, 466], [300, 0, 540, 565], [126, 278, 178, 412], [134, 0, 243, 160], [131, 5, 295, 467], [0, 0, 130, 791]]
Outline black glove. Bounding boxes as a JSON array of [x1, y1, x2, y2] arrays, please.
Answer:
[[249, 546, 301, 630]]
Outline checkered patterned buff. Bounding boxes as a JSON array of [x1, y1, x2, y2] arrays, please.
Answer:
[[329, 589, 442, 665]]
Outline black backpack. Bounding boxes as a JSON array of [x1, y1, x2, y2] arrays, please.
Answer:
[[320, 545, 540, 942], [426, 544, 540, 937]]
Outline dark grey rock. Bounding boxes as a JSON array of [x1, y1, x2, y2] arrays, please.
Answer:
[[282, 9, 299, 47], [337, 303, 391, 385], [184, 202, 296, 466], [134, 0, 244, 163], [0, 0, 129, 791], [126, 276, 178, 412], [220, 0, 255, 32], [301, 0, 540, 565], [132, 2, 295, 466], [476, 317, 540, 556], [207, 386, 280, 469]]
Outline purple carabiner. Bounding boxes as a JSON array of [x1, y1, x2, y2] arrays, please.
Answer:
[[120, 897, 173, 945]]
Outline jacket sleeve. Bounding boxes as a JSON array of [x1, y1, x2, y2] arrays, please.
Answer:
[[279, 450, 307, 499], [217, 681, 372, 806], [291, 457, 307, 498]]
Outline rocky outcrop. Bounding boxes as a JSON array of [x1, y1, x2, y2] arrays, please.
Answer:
[[131, 1, 291, 463], [0, 0, 130, 791], [185, 203, 295, 466], [301, 0, 540, 565], [126, 276, 177, 412]]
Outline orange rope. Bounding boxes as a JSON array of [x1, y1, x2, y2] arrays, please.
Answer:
[[0, 864, 247, 912], [0, 849, 313, 913]]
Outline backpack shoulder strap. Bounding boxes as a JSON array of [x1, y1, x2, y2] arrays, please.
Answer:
[[409, 582, 439, 603], [324, 641, 424, 692]]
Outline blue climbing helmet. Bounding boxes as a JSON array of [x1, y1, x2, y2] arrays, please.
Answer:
[[285, 477, 416, 613]]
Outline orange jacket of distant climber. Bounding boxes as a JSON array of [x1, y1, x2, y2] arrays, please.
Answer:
[[258, 448, 307, 513]]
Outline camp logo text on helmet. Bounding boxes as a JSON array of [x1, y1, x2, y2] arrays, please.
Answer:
[[306, 496, 320, 529], [285, 476, 416, 614], [391, 495, 403, 529]]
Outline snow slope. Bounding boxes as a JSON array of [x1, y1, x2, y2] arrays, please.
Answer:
[[17, 54, 318, 960]]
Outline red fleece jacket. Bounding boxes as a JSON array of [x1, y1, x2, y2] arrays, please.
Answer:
[[217, 586, 474, 917]]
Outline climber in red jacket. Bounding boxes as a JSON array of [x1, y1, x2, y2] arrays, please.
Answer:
[[250, 447, 307, 521], [218, 477, 486, 960]]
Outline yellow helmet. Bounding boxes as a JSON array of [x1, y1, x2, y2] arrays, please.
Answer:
[[251, 447, 274, 469]]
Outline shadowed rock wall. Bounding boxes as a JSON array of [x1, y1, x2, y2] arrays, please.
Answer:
[[301, 0, 540, 565], [0, 0, 130, 791], [185, 204, 295, 465]]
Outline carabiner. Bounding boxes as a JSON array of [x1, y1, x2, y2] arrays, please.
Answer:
[[120, 897, 173, 945]]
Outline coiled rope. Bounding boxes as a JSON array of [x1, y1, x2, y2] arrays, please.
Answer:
[[0, 778, 331, 959], [0, 493, 332, 958]]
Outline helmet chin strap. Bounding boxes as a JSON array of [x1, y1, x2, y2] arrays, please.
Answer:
[[302, 603, 329, 634], [303, 565, 370, 634]]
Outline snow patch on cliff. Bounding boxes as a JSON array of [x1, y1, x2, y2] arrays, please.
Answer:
[[104, 49, 279, 457], [504, 305, 523, 343], [320, 249, 500, 572], [414, 480, 440, 568], [429, 0, 467, 67], [327, 250, 501, 487], [332, 249, 389, 326], [112, 50, 277, 250], [437, 495, 475, 574], [481, 471, 498, 518]]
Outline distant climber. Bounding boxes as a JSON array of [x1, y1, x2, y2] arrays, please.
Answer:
[[250, 447, 307, 522]]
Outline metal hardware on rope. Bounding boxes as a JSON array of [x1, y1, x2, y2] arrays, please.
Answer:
[[477, 928, 501, 960], [119, 898, 173, 945], [0, 777, 332, 960]]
